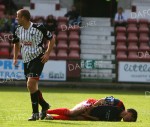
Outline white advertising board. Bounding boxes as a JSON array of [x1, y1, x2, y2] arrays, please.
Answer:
[[118, 61, 150, 82], [0, 59, 66, 81]]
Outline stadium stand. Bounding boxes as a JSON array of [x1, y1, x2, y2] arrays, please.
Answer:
[[116, 18, 150, 61]]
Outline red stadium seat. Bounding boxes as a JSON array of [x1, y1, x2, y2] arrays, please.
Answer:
[[0, 48, 9, 58], [127, 19, 138, 28], [139, 27, 149, 34], [68, 50, 80, 60], [116, 26, 126, 33], [139, 43, 150, 51], [68, 34, 80, 41], [139, 36, 149, 43], [116, 51, 127, 61], [0, 41, 10, 48], [116, 35, 126, 42], [128, 51, 139, 61], [127, 26, 138, 33], [57, 40, 68, 50], [68, 25, 80, 32], [69, 41, 80, 51], [49, 49, 56, 60], [139, 19, 149, 27], [57, 32, 68, 41], [128, 36, 138, 43], [57, 49, 68, 60], [57, 16, 68, 22], [128, 43, 138, 51], [116, 43, 127, 51]]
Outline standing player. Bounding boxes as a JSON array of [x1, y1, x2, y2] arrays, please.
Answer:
[[12, 9, 55, 121], [46, 96, 137, 122]]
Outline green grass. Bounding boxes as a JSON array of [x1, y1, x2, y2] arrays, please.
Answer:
[[0, 86, 150, 127]]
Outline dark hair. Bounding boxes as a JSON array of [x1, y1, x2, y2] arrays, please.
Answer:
[[127, 108, 138, 122], [19, 9, 31, 21]]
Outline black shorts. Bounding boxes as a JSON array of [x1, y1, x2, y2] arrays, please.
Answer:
[[24, 53, 44, 81]]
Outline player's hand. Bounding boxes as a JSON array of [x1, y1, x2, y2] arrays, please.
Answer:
[[13, 58, 18, 67], [41, 51, 50, 63]]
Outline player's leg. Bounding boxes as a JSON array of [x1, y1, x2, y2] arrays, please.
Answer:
[[30, 54, 50, 120], [46, 114, 70, 120], [46, 101, 87, 117], [47, 108, 70, 115], [27, 76, 39, 121], [69, 101, 89, 116]]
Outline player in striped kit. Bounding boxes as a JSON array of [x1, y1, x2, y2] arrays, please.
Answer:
[[12, 9, 55, 121]]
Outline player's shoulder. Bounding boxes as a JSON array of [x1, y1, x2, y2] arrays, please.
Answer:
[[32, 23, 46, 30]]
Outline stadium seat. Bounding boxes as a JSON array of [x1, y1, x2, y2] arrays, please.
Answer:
[[139, 36, 149, 43], [139, 33, 149, 37], [116, 26, 126, 33], [0, 41, 10, 48], [10, 49, 21, 59], [116, 35, 126, 42], [68, 50, 80, 60], [69, 41, 80, 51], [127, 18, 137, 27], [0, 4, 5, 11], [57, 16, 68, 23], [69, 31, 79, 35], [128, 43, 138, 51], [0, 48, 9, 58], [128, 36, 138, 43], [139, 27, 149, 34], [68, 25, 80, 32], [127, 26, 138, 33], [116, 42, 127, 51], [68, 34, 80, 41], [139, 43, 150, 51], [57, 32, 68, 41], [128, 51, 139, 61], [116, 51, 127, 61], [139, 19, 149, 27], [49, 49, 56, 60], [57, 40, 68, 50], [57, 49, 68, 60]]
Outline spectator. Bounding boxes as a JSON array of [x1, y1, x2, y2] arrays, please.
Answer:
[[114, 7, 127, 27], [45, 15, 57, 34], [65, 5, 81, 26], [0, 14, 11, 32]]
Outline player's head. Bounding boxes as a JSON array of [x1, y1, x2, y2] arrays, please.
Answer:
[[16, 9, 31, 25], [123, 108, 138, 122]]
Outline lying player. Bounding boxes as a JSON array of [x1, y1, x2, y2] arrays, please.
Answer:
[[46, 96, 137, 122]]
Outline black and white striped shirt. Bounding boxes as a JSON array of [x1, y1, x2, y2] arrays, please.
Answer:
[[13, 22, 53, 63]]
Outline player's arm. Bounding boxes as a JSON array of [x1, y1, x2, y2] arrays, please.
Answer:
[[12, 28, 20, 66], [92, 96, 115, 107], [13, 42, 20, 66], [41, 25, 56, 63], [45, 37, 55, 55], [81, 112, 99, 121]]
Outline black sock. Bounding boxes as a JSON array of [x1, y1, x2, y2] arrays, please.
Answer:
[[30, 91, 39, 113], [37, 90, 48, 108]]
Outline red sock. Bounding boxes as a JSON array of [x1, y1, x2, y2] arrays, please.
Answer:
[[47, 108, 70, 115], [53, 115, 70, 120]]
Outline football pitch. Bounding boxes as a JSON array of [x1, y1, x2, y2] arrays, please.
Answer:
[[0, 86, 150, 127]]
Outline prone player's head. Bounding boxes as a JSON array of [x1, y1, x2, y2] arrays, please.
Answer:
[[16, 9, 31, 25], [123, 108, 138, 122]]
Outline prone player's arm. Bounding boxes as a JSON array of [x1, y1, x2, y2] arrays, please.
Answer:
[[92, 98, 105, 107]]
